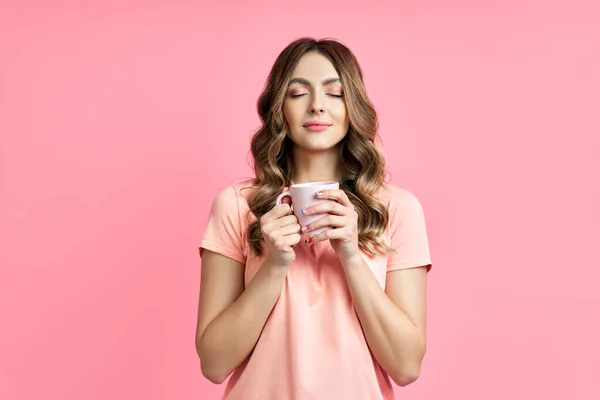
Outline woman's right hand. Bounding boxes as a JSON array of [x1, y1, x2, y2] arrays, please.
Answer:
[[260, 203, 302, 267]]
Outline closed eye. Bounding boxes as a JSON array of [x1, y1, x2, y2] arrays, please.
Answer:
[[290, 93, 343, 98]]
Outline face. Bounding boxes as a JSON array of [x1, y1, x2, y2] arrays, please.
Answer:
[[283, 52, 350, 152]]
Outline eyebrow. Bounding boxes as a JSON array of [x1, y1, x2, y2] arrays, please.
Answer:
[[288, 77, 341, 87]]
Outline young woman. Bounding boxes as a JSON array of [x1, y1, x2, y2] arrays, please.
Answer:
[[195, 37, 433, 400]]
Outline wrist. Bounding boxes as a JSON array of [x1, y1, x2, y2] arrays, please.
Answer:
[[263, 256, 292, 275], [339, 253, 365, 270]]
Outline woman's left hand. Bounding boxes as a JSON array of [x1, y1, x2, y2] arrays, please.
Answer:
[[301, 189, 360, 264]]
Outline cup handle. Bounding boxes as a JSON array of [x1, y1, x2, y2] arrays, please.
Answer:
[[276, 190, 292, 208]]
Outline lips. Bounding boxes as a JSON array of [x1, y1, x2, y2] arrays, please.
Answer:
[[303, 123, 331, 132], [302, 122, 332, 127]]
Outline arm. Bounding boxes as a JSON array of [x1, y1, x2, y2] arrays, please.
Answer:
[[341, 258, 428, 386], [300, 188, 432, 386], [195, 250, 288, 384]]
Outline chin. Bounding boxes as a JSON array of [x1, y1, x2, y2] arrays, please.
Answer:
[[290, 134, 346, 152], [297, 140, 343, 153]]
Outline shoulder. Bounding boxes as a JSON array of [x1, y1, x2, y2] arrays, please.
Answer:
[[377, 182, 423, 209], [210, 177, 257, 212], [377, 182, 428, 225]]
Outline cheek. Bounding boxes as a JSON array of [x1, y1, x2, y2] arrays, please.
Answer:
[[283, 102, 299, 127], [331, 103, 348, 124], [282, 102, 291, 122]]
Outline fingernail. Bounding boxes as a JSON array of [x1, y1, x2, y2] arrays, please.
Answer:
[[301, 208, 308, 215], [304, 238, 313, 244], [302, 225, 309, 232], [315, 191, 324, 196]]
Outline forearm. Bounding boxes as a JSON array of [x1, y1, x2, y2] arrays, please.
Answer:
[[198, 259, 288, 383], [342, 256, 426, 386]]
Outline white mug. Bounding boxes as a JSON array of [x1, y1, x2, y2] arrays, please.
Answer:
[[276, 181, 340, 235]]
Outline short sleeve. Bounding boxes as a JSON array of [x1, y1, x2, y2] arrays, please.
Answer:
[[386, 191, 433, 272], [199, 185, 246, 264]]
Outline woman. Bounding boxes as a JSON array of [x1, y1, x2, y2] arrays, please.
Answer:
[[195, 37, 433, 400]]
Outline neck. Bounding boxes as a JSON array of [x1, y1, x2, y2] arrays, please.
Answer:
[[291, 145, 342, 184]]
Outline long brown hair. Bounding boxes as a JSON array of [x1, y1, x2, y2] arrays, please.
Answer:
[[245, 37, 392, 257]]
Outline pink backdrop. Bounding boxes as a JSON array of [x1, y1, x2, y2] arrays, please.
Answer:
[[1, 1, 599, 399]]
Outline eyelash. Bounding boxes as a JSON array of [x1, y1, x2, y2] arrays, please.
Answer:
[[290, 93, 343, 98]]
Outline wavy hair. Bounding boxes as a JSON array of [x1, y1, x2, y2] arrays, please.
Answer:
[[244, 37, 392, 258]]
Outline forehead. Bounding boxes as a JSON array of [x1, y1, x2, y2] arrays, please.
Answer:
[[290, 52, 339, 81]]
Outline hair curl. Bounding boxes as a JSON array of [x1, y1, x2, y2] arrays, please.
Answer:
[[244, 37, 392, 258]]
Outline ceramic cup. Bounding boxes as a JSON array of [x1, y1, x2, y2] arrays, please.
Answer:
[[276, 181, 340, 236]]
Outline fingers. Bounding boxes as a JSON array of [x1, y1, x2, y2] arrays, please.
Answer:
[[260, 205, 301, 249], [263, 223, 301, 246], [261, 215, 299, 235], [285, 233, 302, 247], [262, 220, 301, 252], [271, 203, 294, 218], [272, 215, 299, 228], [301, 215, 347, 234], [275, 222, 302, 237], [308, 225, 352, 244], [270, 233, 302, 252], [260, 203, 293, 226], [302, 200, 355, 217], [315, 189, 353, 208]]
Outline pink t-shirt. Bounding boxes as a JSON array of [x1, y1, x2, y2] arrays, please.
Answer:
[[200, 180, 433, 400]]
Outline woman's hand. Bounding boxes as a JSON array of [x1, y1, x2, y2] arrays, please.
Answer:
[[260, 203, 302, 267], [300, 189, 360, 264]]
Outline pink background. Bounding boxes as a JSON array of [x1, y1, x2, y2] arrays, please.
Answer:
[[1, 0, 599, 399]]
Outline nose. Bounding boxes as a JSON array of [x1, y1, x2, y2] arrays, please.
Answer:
[[310, 94, 325, 115], [310, 106, 324, 115]]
